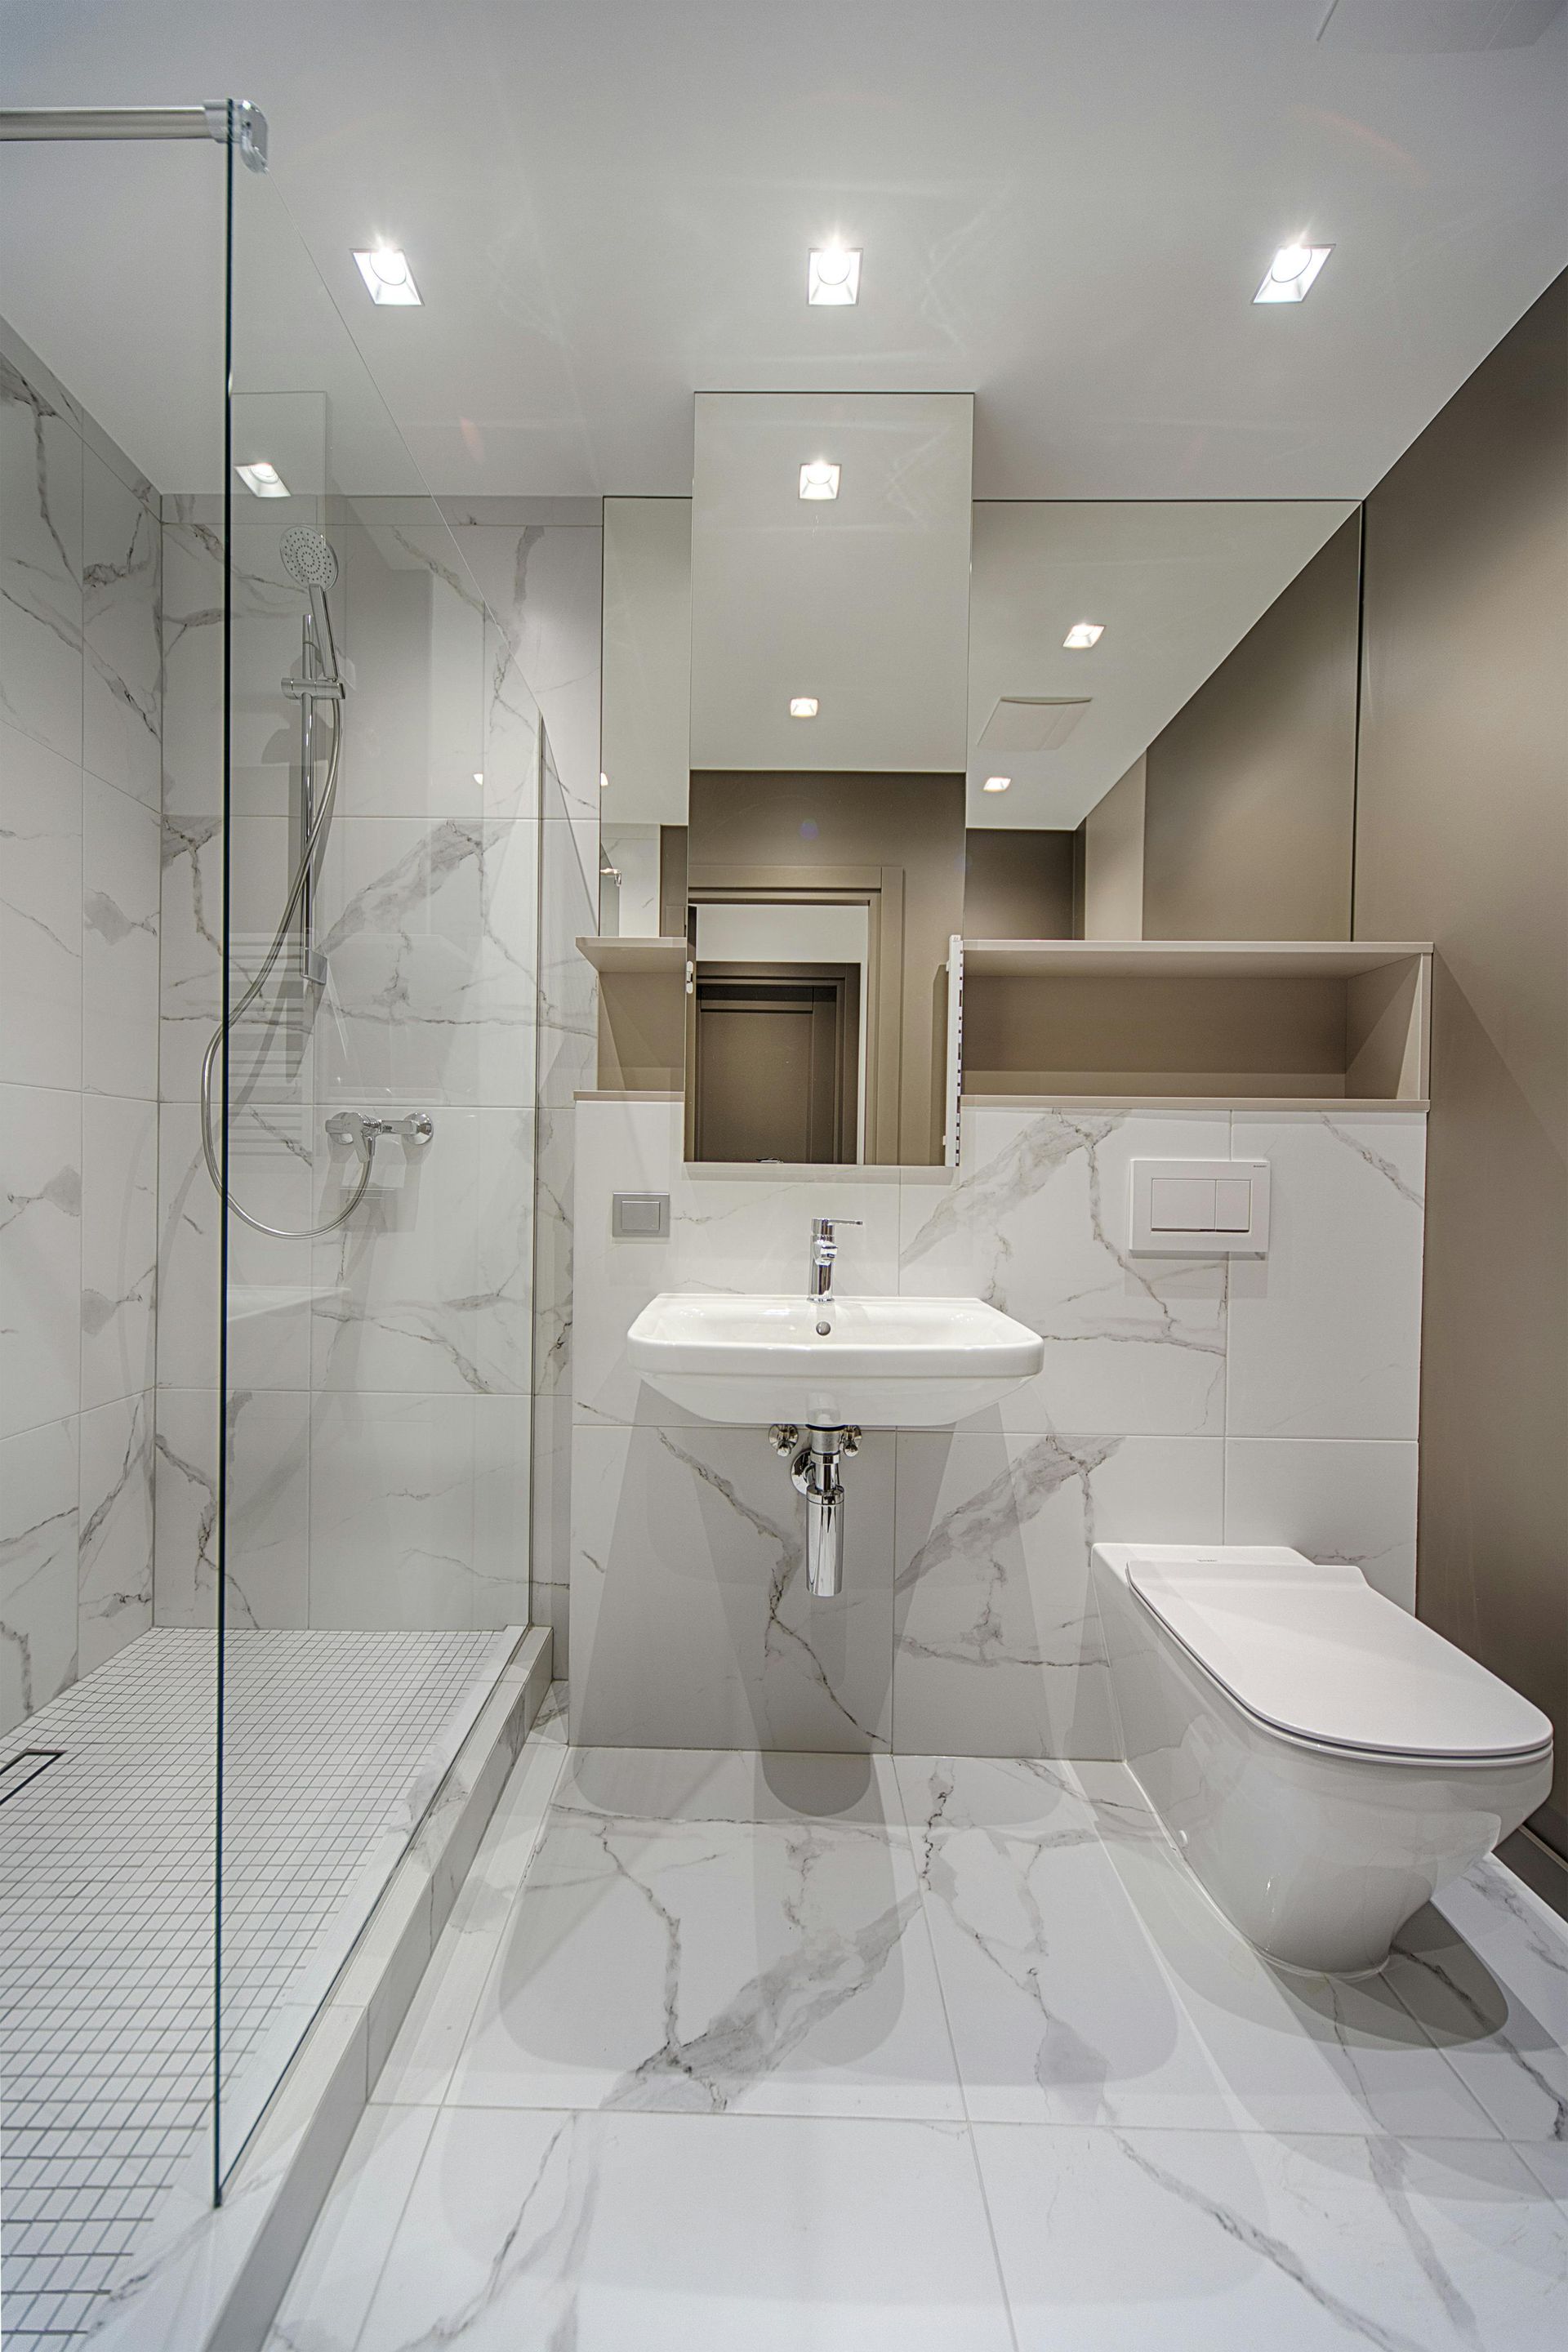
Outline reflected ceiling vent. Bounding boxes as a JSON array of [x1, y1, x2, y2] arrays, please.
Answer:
[[1316, 0, 1563, 49], [978, 697, 1092, 754]]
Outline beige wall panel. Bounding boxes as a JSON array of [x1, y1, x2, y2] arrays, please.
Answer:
[[1143, 518, 1361, 941], [1354, 273, 1568, 1851], [1081, 755, 1146, 939]]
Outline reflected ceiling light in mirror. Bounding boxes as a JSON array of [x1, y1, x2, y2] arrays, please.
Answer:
[[599, 770, 610, 789], [982, 775, 1012, 793], [236, 460, 289, 498], [808, 246, 861, 305], [353, 246, 422, 305], [1062, 621, 1105, 649], [789, 697, 820, 718], [1254, 243, 1331, 305], [800, 461, 841, 500]]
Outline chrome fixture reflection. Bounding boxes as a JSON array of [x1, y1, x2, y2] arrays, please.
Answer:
[[198, 530, 381, 1240]]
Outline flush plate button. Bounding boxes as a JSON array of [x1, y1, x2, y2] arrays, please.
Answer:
[[1130, 1159, 1270, 1256], [612, 1192, 670, 1239]]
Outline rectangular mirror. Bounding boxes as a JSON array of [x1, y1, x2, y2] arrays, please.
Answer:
[[595, 426, 1362, 1166]]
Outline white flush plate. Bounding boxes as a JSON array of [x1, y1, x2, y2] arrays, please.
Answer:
[[1129, 1158, 1270, 1256]]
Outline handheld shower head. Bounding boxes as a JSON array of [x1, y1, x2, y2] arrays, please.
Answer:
[[279, 526, 339, 591], [280, 527, 341, 679]]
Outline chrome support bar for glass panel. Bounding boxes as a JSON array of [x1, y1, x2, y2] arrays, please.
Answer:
[[0, 100, 268, 171]]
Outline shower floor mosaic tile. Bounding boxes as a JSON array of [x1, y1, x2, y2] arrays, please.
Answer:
[[268, 1693, 1568, 2351], [0, 1626, 511, 2350]]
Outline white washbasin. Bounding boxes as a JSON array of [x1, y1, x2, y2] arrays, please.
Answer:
[[626, 1292, 1044, 1428]]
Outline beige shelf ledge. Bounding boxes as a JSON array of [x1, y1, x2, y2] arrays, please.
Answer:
[[576, 934, 688, 973], [960, 938, 1433, 978]]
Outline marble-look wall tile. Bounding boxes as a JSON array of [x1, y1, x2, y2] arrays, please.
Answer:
[[482, 616, 541, 822], [537, 817, 597, 1111], [307, 1392, 501, 1631], [311, 1107, 533, 1397], [336, 513, 485, 822], [152, 1383, 310, 1631], [1, 345, 82, 764], [893, 1431, 1223, 1757], [77, 1390, 154, 1674], [161, 505, 299, 820], [532, 1102, 573, 1398], [1, 1414, 79, 1732], [448, 521, 600, 820], [571, 1421, 894, 1752], [899, 1107, 1229, 1436], [81, 1093, 158, 1410], [156, 1101, 314, 1396], [1, 724, 82, 1092], [1224, 1437, 1420, 1610], [1227, 1111, 1425, 1441], [471, 1392, 532, 1628], [530, 1386, 573, 1613], [82, 446, 160, 806], [82, 773, 159, 1098], [1, 1080, 82, 1439]]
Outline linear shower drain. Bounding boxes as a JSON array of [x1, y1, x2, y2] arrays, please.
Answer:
[[0, 1748, 65, 1804]]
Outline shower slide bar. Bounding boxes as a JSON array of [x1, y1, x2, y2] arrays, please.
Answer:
[[0, 101, 268, 171]]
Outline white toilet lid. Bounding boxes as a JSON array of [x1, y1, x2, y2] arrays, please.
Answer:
[[1126, 1553, 1554, 1762]]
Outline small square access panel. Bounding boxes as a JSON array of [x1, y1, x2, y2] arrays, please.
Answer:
[[612, 1192, 670, 1239], [1129, 1159, 1270, 1256]]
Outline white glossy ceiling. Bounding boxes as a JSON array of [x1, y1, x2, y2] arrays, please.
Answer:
[[2, 0, 1565, 501]]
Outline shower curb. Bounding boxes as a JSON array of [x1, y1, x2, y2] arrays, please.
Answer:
[[86, 1624, 553, 2352]]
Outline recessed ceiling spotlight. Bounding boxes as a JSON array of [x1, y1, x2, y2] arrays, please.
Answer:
[[236, 460, 289, 499], [352, 246, 422, 305], [800, 461, 841, 501], [789, 697, 820, 718], [982, 776, 1012, 793], [1063, 621, 1104, 649], [472, 772, 484, 786], [808, 246, 861, 306], [599, 771, 610, 790], [1254, 243, 1331, 305]]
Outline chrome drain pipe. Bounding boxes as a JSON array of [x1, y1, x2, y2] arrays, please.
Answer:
[[770, 1423, 860, 1598]]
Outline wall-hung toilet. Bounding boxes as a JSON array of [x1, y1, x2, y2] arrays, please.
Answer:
[[1092, 1544, 1553, 1977]]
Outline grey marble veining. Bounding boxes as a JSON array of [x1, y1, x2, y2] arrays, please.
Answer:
[[1, 1415, 79, 1733], [1, 344, 83, 763]]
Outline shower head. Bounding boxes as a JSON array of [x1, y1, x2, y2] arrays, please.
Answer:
[[279, 527, 339, 591], [279, 528, 341, 680]]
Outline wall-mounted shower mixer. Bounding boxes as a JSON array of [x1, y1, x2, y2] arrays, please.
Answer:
[[769, 1423, 861, 1598], [324, 1110, 436, 1154]]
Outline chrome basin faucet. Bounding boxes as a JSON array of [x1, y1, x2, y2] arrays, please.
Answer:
[[808, 1215, 860, 1303]]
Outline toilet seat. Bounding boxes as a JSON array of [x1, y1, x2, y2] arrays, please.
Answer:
[[1126, 1550, 1554, 1766]]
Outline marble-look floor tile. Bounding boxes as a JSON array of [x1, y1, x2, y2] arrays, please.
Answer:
[[1223, 1435, 1419, 1608], [82, 773, 160, 1098], [82, 444, 160, 807], [570, 1422, 893, 1753], [1384, 1864, 1568, 2140], [1097, 1792, 1502, 2138], [893, 1430, 1220, 1757], [1, 1080, 82, 1440], [449, 1793, 961, 2118], [975, 2125, 1568, 2352], [1, 1414, 78, 1733], [1228, 1111, 1425, 1441], [80, 1093, 157, 1411], [1, 724, 82, 1093], [354, 2108, 1013, 2352], [899, 1107, 1229, 1436], [77, 1391, 154, 1677], [263, 2101, 437, 2352], [1, 345, 82, 764], [898, 1754, 1237, 2126]]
